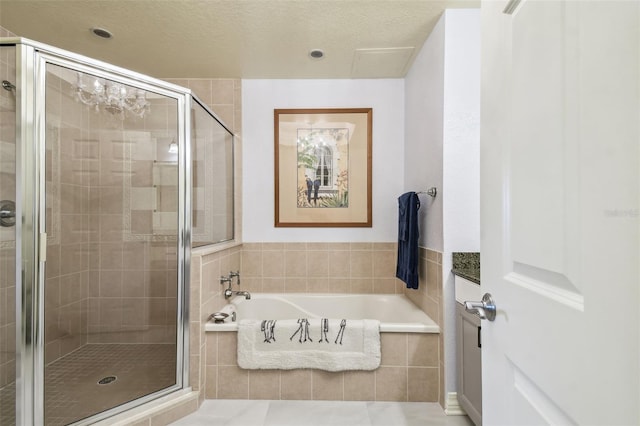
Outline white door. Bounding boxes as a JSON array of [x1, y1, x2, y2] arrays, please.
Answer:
[[480, 0, 639, 424]]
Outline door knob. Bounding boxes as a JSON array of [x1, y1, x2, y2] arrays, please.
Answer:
[[464, 293, 496, 321]]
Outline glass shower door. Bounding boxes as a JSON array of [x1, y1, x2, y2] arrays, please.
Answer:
[[0, 44, 16, 426], [42, 62, 181, 425]]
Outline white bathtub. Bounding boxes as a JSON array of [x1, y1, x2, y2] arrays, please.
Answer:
[[204, 293, 439, 333]]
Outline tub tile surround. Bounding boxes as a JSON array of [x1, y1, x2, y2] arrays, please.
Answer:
[[404, 248, 445, 407], [191, 243, 445, 406]]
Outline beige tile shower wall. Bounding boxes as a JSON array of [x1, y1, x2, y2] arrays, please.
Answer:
[[44, 73, 91, 364], [404, 247, 444, 407], [204, 331, 439, 402], [239, 242, 406, 294], [163, 79, 241, 136], [85, 105, 178, 345], [164, 78, 243, 244]]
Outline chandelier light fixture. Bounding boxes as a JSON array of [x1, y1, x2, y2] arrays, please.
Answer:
[[72, 72, 150, 119]]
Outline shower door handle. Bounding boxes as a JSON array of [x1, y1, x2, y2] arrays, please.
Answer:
[[0, 200, 15, 227]]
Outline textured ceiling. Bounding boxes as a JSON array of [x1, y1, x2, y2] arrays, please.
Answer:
[[0, 0, 478, 79]]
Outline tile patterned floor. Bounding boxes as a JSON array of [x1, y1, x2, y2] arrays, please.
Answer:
[[170, 400, 474, 426], [44, 343, 176, 425]]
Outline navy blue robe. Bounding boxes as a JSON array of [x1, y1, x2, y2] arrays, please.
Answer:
[[396, 192, 421, 289]]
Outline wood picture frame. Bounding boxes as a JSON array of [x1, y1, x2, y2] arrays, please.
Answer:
[[274, 108, 372, 227]]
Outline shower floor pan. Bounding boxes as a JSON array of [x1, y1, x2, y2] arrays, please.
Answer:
[[45, 343, 176, 425]]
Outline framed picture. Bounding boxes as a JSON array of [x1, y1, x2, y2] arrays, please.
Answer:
[[274, 108, 372, 227]]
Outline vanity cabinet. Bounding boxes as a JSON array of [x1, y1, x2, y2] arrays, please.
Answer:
[[455, 277, 482, 426]]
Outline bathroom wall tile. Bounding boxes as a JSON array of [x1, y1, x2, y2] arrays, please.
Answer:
[[188, 80, 213, 105], [261, 242, 284, 250], [262, 250, 284, 278], [344, 371, 375, 401], [373, 278, 396, 294], [284, 242, 306, 251], [122, 298, 146, 327], [241, 250, 262, 277], [350, 251, 372, 278], [123, 242, 147, 270], [373, 242, 396, 251], [190, 353, 201, 392], [426, 260, 438, 299], [328, 278, 350, 293], [284, 278, 307, 293], [408, 367, 439, 402], [439, 361, 445, 408], [375, 367, 407, 402], [284, 251, 307, 277], [307, 278, 329, 293], [211, 105, 234, 130], [190, 323, 201, 356], [205, 366, 217, 399], [217, 332, 237, 366], [249, 370, 281, 400], [312, 370, 344, 401], [350, 279, 373, 294], [99, 186, 124, 214], [327, 243, 350, 251], [328, 250, 350, 278], [380, 333, 407, 366], [307, 242, 328, 250], [242, 277, 262, 293], [280, 369, 312, 400], [100, 242, 123, 270], [307, 251, 328, 277], [217, 366, 249, 399], [350, 243, 372, 250], [373, 250, 395, 278], [408, 334, 439, 367], [262, 278, 285, 293], [242, 243, 262, 251], [202, 258, 221, 296], [45, 245, 60, 279], [211, 79, 235, 105], [99, 270, 122, 297]]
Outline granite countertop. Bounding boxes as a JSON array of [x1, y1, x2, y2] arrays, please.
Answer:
[[452, 252, 480, 284]]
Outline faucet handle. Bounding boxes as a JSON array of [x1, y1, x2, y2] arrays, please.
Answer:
[[220, 275, 232, 285], [229, 270, 240, 285]]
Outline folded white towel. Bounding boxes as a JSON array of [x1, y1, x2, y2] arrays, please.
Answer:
[[237, 318, 381, 372]]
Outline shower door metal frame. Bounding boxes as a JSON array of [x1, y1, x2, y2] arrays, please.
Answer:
[[4, 37, 192, 425]]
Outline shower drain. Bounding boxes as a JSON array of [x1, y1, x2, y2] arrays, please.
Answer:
[[97, 376, 117, 385]]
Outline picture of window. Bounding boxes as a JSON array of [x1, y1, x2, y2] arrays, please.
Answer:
[[275, 108, 372, 227], [297, 127, 349, 208]]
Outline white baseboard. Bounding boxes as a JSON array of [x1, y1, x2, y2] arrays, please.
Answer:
[[444, 392, 467, 416]]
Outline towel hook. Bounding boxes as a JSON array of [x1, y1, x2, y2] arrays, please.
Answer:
[[417, 187, 437, 198]]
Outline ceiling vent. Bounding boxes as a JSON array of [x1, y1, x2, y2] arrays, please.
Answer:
[[351, 47, 415, 78]]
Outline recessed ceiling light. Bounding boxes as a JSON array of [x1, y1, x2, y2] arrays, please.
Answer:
[[309, 49, 324, 59], [91, 27, 113, 39]]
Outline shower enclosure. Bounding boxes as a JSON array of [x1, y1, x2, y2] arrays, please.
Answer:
[[0, 38, 234, 425]]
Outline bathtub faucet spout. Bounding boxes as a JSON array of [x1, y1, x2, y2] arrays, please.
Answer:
[[224, 289, 251, 300]]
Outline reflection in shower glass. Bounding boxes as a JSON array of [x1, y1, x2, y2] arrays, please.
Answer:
[[0, 45, 16, 426], [43, 63, 178, 425], [191, 99, 234, 247]]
